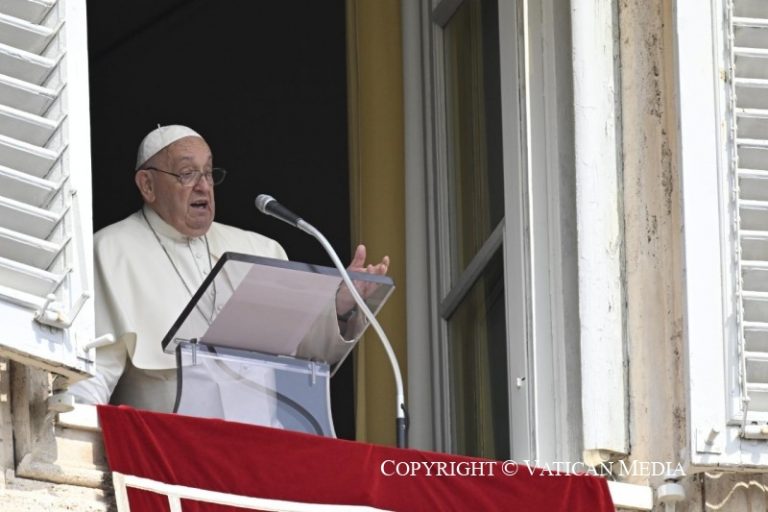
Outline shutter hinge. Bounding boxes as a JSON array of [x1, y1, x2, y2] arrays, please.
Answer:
[[696, 427, 724, 453], [34, 291, 90, 329], [81, 333, 115, 351]]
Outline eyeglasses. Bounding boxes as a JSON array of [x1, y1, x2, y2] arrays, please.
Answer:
[[145, 166, 227, 187]]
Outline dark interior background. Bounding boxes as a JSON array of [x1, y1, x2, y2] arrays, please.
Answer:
[[86, 0, 355, 439]]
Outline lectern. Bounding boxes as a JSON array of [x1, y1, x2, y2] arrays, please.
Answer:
[[160, 252, 394, 437]]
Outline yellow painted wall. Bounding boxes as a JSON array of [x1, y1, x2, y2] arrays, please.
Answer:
[[346, 0, 407, 446]]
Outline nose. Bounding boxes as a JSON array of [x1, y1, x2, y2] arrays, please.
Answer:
[[193, 173, 213, 192]]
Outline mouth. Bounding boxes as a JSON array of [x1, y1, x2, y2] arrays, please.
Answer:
[[190, 199, 209, 210]]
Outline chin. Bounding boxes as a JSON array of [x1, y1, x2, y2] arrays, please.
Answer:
[[187, 221, 213, 237]]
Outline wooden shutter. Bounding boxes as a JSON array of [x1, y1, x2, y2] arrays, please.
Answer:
[[732, 0, 768, 429], [0, 0, 95, 381]]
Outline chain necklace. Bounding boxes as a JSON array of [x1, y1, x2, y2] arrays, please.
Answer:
[[141, 209, 217, 325]]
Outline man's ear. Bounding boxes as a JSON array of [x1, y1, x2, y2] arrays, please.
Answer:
[[135, 170, 155, 203]]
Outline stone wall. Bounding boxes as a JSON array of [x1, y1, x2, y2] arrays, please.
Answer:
[[619, 0, 768, 510], [0, 360, 114, 510]]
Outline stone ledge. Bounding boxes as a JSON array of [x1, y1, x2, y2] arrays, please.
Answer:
[[1, 472, 115, 512], [16, 454, 110, 489]]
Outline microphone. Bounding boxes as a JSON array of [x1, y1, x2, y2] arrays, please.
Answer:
[[255, 194, 303, 228], [255, 194, 409, 448]]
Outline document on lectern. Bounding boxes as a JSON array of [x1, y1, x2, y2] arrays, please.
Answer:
[[161, 252, 395, 366], [204, 264, 340, 356]]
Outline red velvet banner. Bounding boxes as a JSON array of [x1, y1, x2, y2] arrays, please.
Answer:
[[97, 405, 614, 511]]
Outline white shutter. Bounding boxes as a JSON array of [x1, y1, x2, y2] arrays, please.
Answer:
[[733, 0, 768, 430], [676, 0, 768, 468], [0, 0, 95, 381]]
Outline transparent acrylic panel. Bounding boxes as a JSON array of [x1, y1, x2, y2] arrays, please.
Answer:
[[162, 252, 395, 368], [443, 0, 504, 278], [447, 249, 509, 459], [175, 341, 335, 437]]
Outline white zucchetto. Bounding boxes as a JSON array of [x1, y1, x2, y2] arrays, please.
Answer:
[[135, 125, 202, 170]]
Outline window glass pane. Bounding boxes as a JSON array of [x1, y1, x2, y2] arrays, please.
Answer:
[[447, 249, 509, 459], [444, 0, 504, 278]]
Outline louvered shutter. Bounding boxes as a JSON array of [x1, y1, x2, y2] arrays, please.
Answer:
[[0, 0, 95, 381], [733, 0, 768, 431]]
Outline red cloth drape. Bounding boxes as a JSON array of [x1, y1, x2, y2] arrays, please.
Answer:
[[97, 405, 614, 511]]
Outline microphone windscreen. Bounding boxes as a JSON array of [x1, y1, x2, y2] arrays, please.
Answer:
[[255, 194, 275, 213]]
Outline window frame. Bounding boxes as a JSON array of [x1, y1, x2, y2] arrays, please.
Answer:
[[410, 0, 581, 463], [431, 0, 510, 459]]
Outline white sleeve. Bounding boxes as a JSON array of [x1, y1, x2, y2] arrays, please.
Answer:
[[295, 300, 356, 363]]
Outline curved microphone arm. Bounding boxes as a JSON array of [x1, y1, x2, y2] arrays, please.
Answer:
[[297, 220, 408, 448]]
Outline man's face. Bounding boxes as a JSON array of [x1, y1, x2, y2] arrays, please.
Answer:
[[143, 137, 216, 237]]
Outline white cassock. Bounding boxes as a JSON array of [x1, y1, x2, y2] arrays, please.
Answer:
[[70, 206, 351, 414]]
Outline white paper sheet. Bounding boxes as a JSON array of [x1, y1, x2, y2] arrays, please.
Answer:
[[201, 263, 341, 356]]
